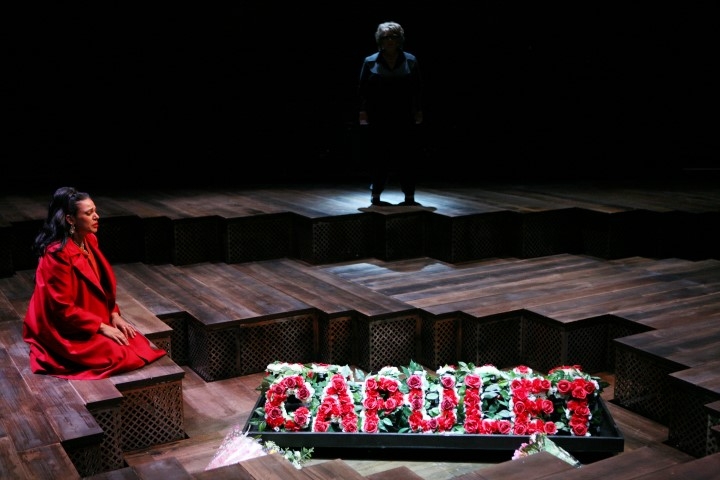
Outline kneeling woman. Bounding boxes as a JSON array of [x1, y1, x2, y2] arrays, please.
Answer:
[[23, 186, 166, 380]]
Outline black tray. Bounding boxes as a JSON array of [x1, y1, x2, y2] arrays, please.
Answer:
[[242, 393, 624, 462]]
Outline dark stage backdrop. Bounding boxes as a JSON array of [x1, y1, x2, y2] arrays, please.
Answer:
[[5, 2, 719, 191]]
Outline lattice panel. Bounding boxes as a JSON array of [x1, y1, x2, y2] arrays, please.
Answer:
[[141, 217, 173, 264], [607, 320, 652, 371], [667, 388, 719, 458], [580, 211, 612, 259], [566, 322, 609, 373], [161, 314, 189, 365], [695, 211, 720, 260], [707, 407, 720, 456], [9, 219, 42, 271], [461, 315, 522, 369], [225, 213, 293, 263], [318, 315, 353, 365], [119, 380, 185, 451], [66, 443, 104, 478], [97, 216, 144, 263], [520, 209, 581, 258], [238, 314, 316, 375], [522, 317, 562, 373], [0, 225, 13, 277], [172, 217, 222, 265], [420, 315, 457, 369], [381, 214, 426, 261], [424, 215, 452, 262], [86, 406, 124, 473], [613, 348, 679, 424], [306, 216, 374, 264], [448, 212, 514, 263], [583, 210, 659, 260], [149, 336, 171, 359], [357, 314, 420, 372], [188, 323, 239, 381]]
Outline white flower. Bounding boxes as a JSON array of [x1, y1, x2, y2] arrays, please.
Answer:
[[476, 364, 503, 376], [436, 365, 456, 375], [378, 366, 401, 377]]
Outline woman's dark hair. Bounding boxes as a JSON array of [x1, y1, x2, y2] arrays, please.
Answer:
[[32, 187, 90, 258]]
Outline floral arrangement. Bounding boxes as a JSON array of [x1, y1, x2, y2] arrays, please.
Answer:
[[205, 425, 314, 470], [250, 360, 608, 438], [512, 432, 582, 466]]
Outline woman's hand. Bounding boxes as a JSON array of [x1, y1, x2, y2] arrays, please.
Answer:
[[99, 313, 138, 345], [98, 323, 130, 345], [111, 314, 137, 339]]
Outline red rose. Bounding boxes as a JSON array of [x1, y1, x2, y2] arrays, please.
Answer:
[[342, 415, 359, 432], [572, 385, 588, 399], [440, 375, 455, 389], [572, 423, 588, 436], [556, 379, 572, 394], [464, 417, 480, 433], [265, 404, 283, 422], [331, 374, 346, 391], [513, 399, 527, 415], [295, 384, 312, 401], [363, 396, 380, 411], [513, 422, 528, 435], [340, 402, 355, 415], [481, 418, 498, 434], [440, 396, 456, 412], [381, 377, 399, 393], [363, 416, 379, 433], [464, 374, 482, 388], [282, 375, 298, 389], [464, 388, 480, 406], [384, 396, 399, 411], [314, 420, 329, 432], [497, 419, 512, 434], [293, 406, 310, 427], [406, 374, 423, 390], [544, 421, 558, 435]]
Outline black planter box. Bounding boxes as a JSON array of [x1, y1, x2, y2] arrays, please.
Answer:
[[242, 394, 624, 463]]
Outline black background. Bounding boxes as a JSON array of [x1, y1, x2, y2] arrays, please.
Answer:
[[5, 2, 719, 191]]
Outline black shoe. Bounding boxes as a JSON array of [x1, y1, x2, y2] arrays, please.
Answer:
[[399, 200, 422, 207], [371, 199, 393, 206]]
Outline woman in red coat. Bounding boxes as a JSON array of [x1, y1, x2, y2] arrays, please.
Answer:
[[23, 186, 167, 379]]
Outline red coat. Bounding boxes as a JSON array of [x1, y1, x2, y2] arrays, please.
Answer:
[[23, 233, 166, 379]]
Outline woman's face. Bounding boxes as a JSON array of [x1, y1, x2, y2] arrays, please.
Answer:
[[69, 198, 99, 237], [379, 32, 401, 51]]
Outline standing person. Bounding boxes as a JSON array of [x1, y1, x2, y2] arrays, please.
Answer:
[[23, 186, 167, 379], [359, 21, 424, 207]]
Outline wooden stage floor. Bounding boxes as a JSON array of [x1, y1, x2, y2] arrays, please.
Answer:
[[1, 176, 719, 478]]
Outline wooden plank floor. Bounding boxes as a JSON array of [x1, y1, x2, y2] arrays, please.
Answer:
[[2, 178, 719, 478], [2, 177, 719, 225]]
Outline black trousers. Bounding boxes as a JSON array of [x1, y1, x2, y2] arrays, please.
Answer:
[[366, 123, 419, 199]]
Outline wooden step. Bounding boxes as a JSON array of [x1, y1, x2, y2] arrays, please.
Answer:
[[195, 452, 318, 479], [365, 465, 424, 480], [631, 451, 720, 479], [84, 457, 193, 480], [0, 347, 84, 480], [541, 445, 694, 479], [452, 451, 575, 479]]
